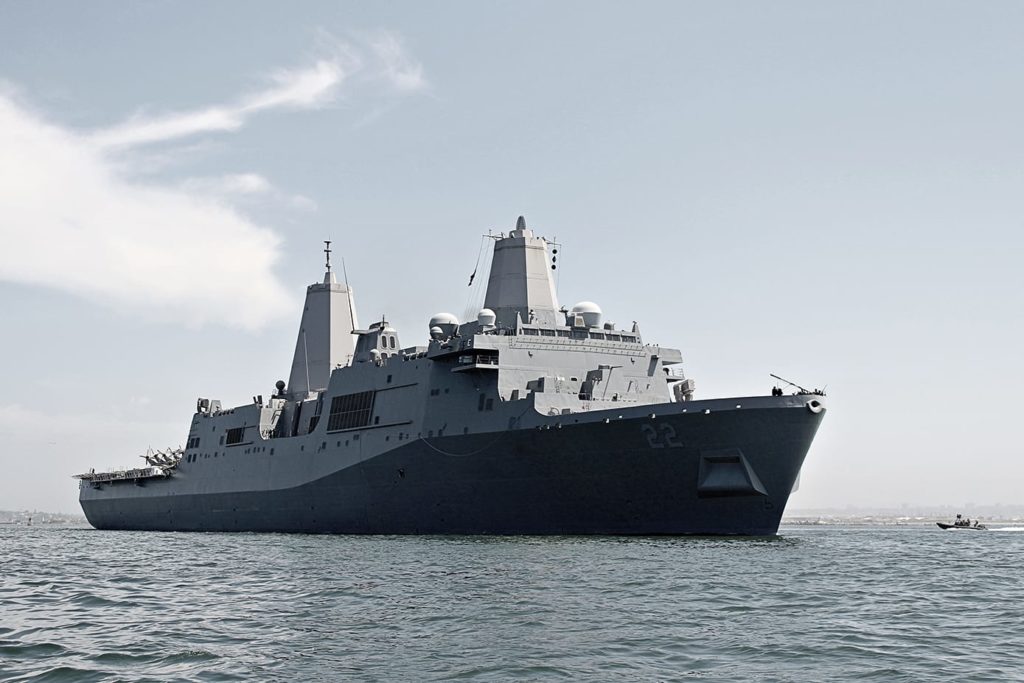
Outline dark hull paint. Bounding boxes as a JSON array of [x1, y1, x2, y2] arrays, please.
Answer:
[[81, 406, 823, 536]]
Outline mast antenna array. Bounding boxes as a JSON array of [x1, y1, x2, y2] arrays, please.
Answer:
[[324, 240, 332, 273]]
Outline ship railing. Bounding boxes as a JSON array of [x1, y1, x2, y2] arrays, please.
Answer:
[[73, 465, 171, 483]]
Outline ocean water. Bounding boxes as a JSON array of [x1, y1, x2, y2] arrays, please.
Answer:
[[1, 525, 1022, 682]]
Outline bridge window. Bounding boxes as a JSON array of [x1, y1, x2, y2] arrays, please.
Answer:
[[225, 427, 245, 445]]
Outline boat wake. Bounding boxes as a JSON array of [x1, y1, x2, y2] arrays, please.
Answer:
[[991, 527, 1024, 532]]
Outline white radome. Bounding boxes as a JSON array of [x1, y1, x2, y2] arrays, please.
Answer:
[[430, 312, 459, 327], [429, 312, 459, 338], [477, 308, 497, 327], [571, 301, 603, 328]]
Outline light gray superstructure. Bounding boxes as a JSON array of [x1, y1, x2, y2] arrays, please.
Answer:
[[77, 218, 826, 535]]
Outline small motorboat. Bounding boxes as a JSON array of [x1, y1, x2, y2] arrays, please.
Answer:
[[937, 521, 987, 530]]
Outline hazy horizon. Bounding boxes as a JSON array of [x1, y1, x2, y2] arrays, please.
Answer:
[[2, 1, 1022, 514]]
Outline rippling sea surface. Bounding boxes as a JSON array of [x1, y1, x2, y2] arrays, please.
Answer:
[[2, 525, 1022, 682]]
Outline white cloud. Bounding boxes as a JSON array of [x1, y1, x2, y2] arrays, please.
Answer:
[[181, 173, 318, 211], [367, 32, 428, 93], [0, 95, 291, 329], [287, 194, 318, 211], [90, 59, 347, 150], [182, 173, 274, 195], [86, 39, 417, 153], [0, 35, 425, 330], [243, 60, 346, 110], [90, 106, 246, 150]]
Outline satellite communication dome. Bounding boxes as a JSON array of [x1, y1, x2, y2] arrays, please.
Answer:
[[429, 326, 444, 340], [429, 312, 459, 327], [429, 312, 459, 339], [571, 301, 603, 328], [477, 308, 497, 327]]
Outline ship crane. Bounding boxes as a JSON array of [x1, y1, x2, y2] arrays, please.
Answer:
[[770, 374, 826, 396]]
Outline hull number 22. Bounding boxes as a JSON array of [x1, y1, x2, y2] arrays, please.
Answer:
[[640, 423, 683, 449]]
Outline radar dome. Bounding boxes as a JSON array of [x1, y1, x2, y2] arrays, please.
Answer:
[[429, 312, 459, 339], [429, 326, 444, 340], [477, 308, 497, 327], [571, 301, 603, 328]]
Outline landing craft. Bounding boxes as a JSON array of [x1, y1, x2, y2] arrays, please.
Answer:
[[76, 217, 826, 535]]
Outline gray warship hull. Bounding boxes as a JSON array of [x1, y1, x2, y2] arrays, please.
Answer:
[[77, 218, 828, 536], [80, 396, 822, 535]]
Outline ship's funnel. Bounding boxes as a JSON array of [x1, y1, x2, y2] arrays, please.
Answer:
[[483, 216, 560, 327], [287, 262, 359, 397]]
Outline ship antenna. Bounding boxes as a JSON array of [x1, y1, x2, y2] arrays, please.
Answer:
[[342, 257, 357, 333], [324, 240, 332, 273], [467, 234, 486, 286]]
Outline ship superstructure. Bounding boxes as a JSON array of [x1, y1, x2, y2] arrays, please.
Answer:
[[77, 217, 825, 535]]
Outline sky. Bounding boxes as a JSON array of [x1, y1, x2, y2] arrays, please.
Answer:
[[1, 1, 1022, 514]]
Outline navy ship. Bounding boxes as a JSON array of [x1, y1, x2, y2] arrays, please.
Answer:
[[76, 217, 826, 535]]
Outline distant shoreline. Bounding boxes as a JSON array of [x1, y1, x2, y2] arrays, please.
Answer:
[[4, 509, 1023, 530], [0, 510, 87, 525]]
